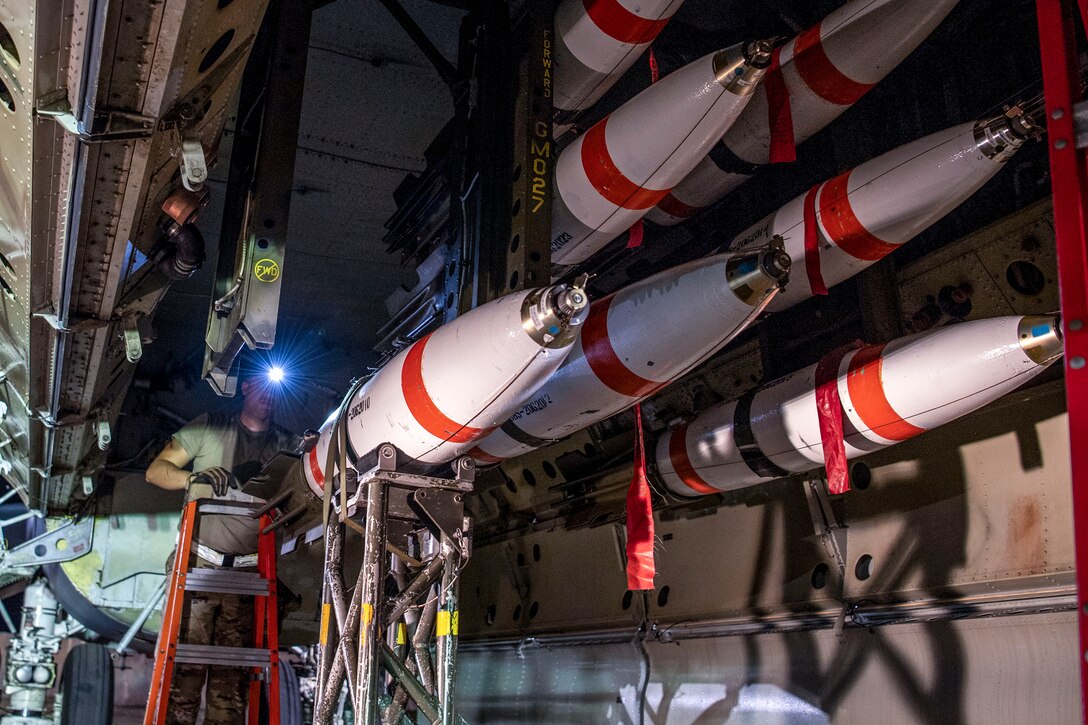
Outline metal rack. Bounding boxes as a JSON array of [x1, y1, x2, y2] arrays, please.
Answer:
[[312, 444, 473, 725]]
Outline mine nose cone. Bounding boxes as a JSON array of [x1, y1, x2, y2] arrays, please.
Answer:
[[1018, 314, 1064, 366], [524, 282, 592, 348], [763, 248, 792, 281], [744, 38, 775, 69], [714, 39, 774, 90], [557, 277, 590, 317]]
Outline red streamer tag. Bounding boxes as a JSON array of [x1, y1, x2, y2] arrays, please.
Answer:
[[648, 48, 660, 84], [815, 343, 863, 494], [626, 219, 645, 249], [625, 405, 655, 590], [802, 183, 829, 296], [764, 46, 797, 164]]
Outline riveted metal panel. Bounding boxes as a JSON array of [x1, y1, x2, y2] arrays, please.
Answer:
[[459, 612, 1078, 724], [842, 381, 1073, 602], [2, 0, 271, 509], [897, 199, 1059, 326]]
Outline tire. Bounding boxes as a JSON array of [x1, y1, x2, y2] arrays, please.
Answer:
[[279, 661, 303, 725], [260, 659, 303, 725], [59, 643, 113, 725]]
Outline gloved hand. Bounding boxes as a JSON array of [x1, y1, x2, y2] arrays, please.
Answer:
[[189, 467, 235, 497]]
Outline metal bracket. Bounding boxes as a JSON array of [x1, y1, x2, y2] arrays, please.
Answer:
[[32, 308, 111, 333], [122, 315, 143, 363], [35, 90, 155, 142], [408, 488, 465, 545], [95, 420, 111, 451], [1, 517, 93, 568], [803, 477, 848, 572], [802, 477, 850, 634], [451, 455, 475, 483], [179, 135, 209, 191]]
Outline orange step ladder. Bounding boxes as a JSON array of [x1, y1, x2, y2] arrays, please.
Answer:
[[143, 499, 280, 725]]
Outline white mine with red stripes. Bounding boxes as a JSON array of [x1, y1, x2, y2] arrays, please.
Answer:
[[554, 0, 685, 123], [550, 39, 773, 274], [656, 315, 1063, 497], [730, 108, 1034, 310], [302, 282, 589, 495], [647, 0, 961, 225], [469, 244, 790, 464]]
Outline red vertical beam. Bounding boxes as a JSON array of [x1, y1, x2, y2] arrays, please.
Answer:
[[1038, 1, 1088, 721], [261, 514, 281, 724]]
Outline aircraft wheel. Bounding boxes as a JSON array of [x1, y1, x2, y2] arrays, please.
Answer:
[[58, 643, 114, 725]]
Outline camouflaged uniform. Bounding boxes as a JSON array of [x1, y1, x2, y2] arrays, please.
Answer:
[[166, 412, 294, 725]]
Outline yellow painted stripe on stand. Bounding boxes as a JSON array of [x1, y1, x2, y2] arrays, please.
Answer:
[[319, 603, 331, 646], [436, 610, 459, 637], [360, 603, 374, 643]]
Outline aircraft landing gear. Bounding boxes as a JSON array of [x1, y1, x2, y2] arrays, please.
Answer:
[[0, 579, 98, 725]]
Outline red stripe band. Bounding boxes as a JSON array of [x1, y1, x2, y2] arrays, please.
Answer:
[[818, 171, 900, 261], [846, 344, 926, 442], [793, 23, 875, 107], [803, 183, 829, 295], [764, 45, 797, 164], [582, 295, 663, 398], [655, 191, 700, 220], [308, 445, 325, 490], [402, 335, 485, 444], [667, 424, 719, 495], [584, 0, 670, 45], [581, 117, 671, 211], [468, 445, 505, 464]]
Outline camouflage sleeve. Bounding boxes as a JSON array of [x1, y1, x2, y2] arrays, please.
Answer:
[[172, 413, 212, 461]]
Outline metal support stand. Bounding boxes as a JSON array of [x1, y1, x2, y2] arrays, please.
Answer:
[[435, 533, 461, 723], [1036, 2, 1088, 722], [355, 477, 389, 723], [312, 444, 473, 725]]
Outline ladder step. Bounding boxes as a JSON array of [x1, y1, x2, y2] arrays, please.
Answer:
[[173, 644, 272, 668], [184, 569, 270, 596]]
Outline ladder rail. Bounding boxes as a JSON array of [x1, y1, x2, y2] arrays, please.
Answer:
[[144, 500, 199, 725], [248, 511, 280, 725]]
